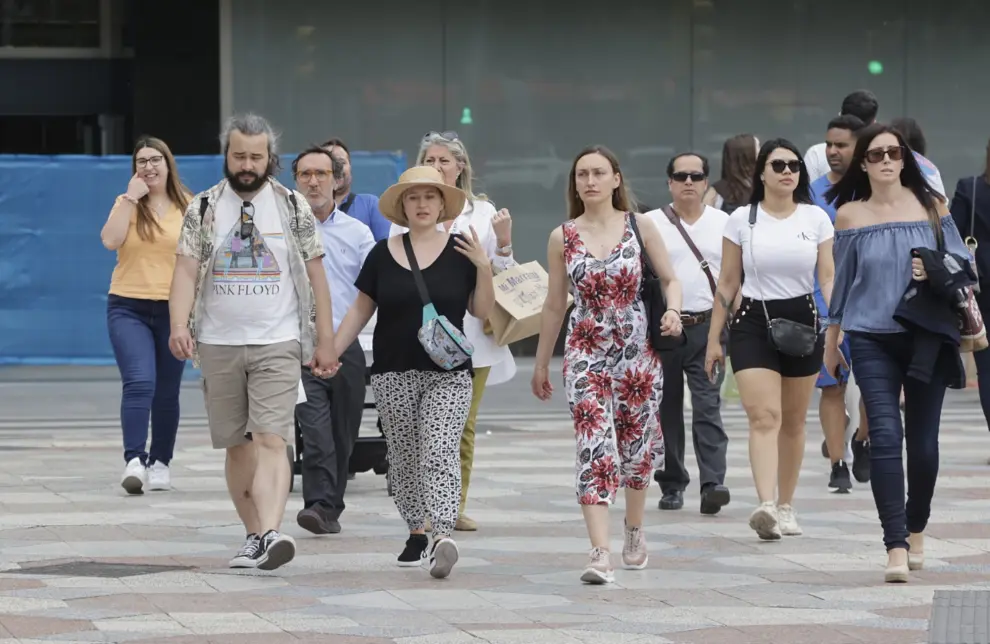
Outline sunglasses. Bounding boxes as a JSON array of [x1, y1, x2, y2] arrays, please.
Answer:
[[768, 159, 802, 174], [239, 202, 255, 240], [670, 171, 707, 183], [865, 146, 905, 164], [423, 130, 459, 142]]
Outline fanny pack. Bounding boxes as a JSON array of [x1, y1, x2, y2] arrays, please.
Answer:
[[402, 234, 474, 370]]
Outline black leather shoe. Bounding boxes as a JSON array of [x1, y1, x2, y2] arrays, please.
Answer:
[[700, 484, 731, 515], [659, 490, 684, 510], [296, 506, 341, 534]]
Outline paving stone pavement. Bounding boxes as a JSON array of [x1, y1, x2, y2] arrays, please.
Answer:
[[0, 391, 988, 643]]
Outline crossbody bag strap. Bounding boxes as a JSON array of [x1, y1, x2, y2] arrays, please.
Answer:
[[401, 233, 433, 313], [967, 176, 979, 251], [746, 204, 773, 328], [627, 212, 657, 279], [665, 205, 717, 295]]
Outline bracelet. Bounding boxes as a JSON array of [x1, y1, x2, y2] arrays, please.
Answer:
[[665, 308, 681, 316], [121, 193, 139, 205]]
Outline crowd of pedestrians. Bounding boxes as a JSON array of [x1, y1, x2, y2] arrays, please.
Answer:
[[99, 89, 990, 585]]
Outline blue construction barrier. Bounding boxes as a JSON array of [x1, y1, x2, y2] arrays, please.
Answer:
[[0, 151, 406, 366]]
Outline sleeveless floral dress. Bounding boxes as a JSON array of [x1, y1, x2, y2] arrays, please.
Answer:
[[562, 213, 665, 506]]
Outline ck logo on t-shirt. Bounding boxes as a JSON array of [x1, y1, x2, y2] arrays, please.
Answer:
[[797, 231, 813, 242]]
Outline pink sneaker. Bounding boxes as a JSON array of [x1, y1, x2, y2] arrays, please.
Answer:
[[622, 523, 648, 570], [580, 547, 614, 584]]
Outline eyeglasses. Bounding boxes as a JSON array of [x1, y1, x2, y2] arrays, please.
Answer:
[[136, 155, 164, 169], [423, 130, 459, 142], [670, 171, 707, 183], [865, 146, 905, 164], [296, 169, 333, 182], [768, 159, 802, 174], [239, 202, 255, 240]]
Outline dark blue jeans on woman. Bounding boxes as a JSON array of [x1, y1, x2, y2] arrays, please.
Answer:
[[848, 331, 946, 552], [107, 295, 186, 466]]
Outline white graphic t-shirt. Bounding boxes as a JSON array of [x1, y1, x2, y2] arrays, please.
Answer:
[[197, 183, 300, 345]]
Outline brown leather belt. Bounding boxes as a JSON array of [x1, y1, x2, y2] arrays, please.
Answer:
[[681, 309, 712, 327]]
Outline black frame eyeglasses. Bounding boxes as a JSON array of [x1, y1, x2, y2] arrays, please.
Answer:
[[239, 201, 255, 240]]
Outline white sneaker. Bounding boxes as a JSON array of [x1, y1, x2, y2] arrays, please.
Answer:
[[147, 462, 171, 491], [121, 458, 147, 495], [428, 537, 460, 579], [748, 501, 781, 541], [777, 504, 803, 536]]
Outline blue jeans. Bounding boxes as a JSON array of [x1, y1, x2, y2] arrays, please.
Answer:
[[107, 295, 186, 465], [848, 331, 946, 552]]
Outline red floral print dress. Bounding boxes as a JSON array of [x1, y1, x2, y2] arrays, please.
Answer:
[[562, 213, 665, 506]]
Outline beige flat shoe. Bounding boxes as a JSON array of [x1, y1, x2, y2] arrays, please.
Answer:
[[885, 548, 909, 583], [907, 532, 924, 571], [454, 515, 478, 532]]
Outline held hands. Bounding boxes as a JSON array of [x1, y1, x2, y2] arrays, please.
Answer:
[[531, 364, 553, 401], [660, 309, 683, 337], [492, 208, 512, 246], [309, 342, 340, 379], [168, 326, 195, 361], [911, 257, 928, 281], [127, 174, 150, 201], [454, 225, 491, 270]]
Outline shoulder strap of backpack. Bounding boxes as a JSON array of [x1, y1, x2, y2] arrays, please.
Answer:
[[198, 196, 209, 222]]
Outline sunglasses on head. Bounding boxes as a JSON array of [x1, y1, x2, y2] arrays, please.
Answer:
[[768, 159, 802, 174], [865, 146, 905, 164], [239, 201, 255, 240], [670, 171, 707, 183], [423, 130, 459, 142]]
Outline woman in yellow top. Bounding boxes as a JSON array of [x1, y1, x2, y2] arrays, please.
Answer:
[[100, 137, 192, 495]]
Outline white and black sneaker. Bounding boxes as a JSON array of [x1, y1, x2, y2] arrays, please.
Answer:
[[397, 534, 428, 567], [428, 537, 459, 579], [229, 534, 261, 568], [255, 530, 296, 571]]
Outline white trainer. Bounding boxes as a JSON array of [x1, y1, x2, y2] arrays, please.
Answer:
[[147, 462, 171, 491], [121, 457, 147, 495]]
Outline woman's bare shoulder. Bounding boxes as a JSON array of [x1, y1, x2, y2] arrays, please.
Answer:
[[835, 202, 870, 231]]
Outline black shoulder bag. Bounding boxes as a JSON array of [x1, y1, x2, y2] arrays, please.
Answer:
[[628, 213, 686, 352], [746, 204, 818, 357]]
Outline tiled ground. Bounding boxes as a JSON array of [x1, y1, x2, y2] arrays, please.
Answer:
[[0, 388, 988, 643]]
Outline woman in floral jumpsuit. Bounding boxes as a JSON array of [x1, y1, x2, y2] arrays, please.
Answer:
[[532, 145, 683, 584]]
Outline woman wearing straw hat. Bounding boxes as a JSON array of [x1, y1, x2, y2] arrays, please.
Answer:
[[334, 166, 495, 579], [390, 131, 517, 532]]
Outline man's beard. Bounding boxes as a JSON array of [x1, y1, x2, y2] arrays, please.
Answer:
[[224, 163, 269, 193]]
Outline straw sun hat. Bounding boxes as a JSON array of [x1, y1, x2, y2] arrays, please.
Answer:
[[378, 166, 466, 226]]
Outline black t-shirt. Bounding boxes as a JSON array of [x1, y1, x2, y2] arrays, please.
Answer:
[[356, 234, 476, 375]]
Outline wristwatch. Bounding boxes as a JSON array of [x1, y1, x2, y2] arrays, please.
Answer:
[[496, 243, 512, 255]]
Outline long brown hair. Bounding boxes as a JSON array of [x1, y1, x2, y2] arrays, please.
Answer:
[[714, 133, 757, 207], [131, 137, 191, 242], [566, 145, 634, 219]]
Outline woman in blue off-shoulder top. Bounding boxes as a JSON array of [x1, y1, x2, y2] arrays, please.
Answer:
[[824, 123, 970, 585]]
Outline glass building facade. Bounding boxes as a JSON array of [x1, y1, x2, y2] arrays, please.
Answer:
[[227, 0, 990, 264]]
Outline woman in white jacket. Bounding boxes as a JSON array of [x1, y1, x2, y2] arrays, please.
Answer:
[[388, 131, 517, 531]]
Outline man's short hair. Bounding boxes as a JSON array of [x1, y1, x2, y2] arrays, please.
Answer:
[[840, 90, 879, 123], [826, 114, 866, 134], [321, 138, 350, 158], [291, 146, 343, 181], [665, 152, 710, 178]]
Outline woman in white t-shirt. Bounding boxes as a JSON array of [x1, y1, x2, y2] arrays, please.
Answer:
[[704, 138, 836, 541]]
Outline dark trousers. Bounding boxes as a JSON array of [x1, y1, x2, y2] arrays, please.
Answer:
[[654, 319, 729, 493], [848, 332, 946, 552], [973, 347, 990, 426], [296, 339, 366, 517], [106, 295, 186, 465]]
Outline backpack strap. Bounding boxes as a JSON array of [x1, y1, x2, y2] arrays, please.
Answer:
[[198, 196, 209, 222]]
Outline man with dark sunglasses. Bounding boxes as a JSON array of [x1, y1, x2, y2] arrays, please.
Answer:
[[169, 114, 339, 572], [645, 153, 731, 515]]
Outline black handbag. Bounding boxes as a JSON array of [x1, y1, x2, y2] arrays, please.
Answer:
[[746, 204, 818, 357], [628, 213, 686, 352]]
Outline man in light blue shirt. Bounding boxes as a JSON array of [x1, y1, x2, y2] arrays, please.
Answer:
[[323, 138, 392, 241], [292, 146, 375, 535], [809, 115, 870, 493]]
